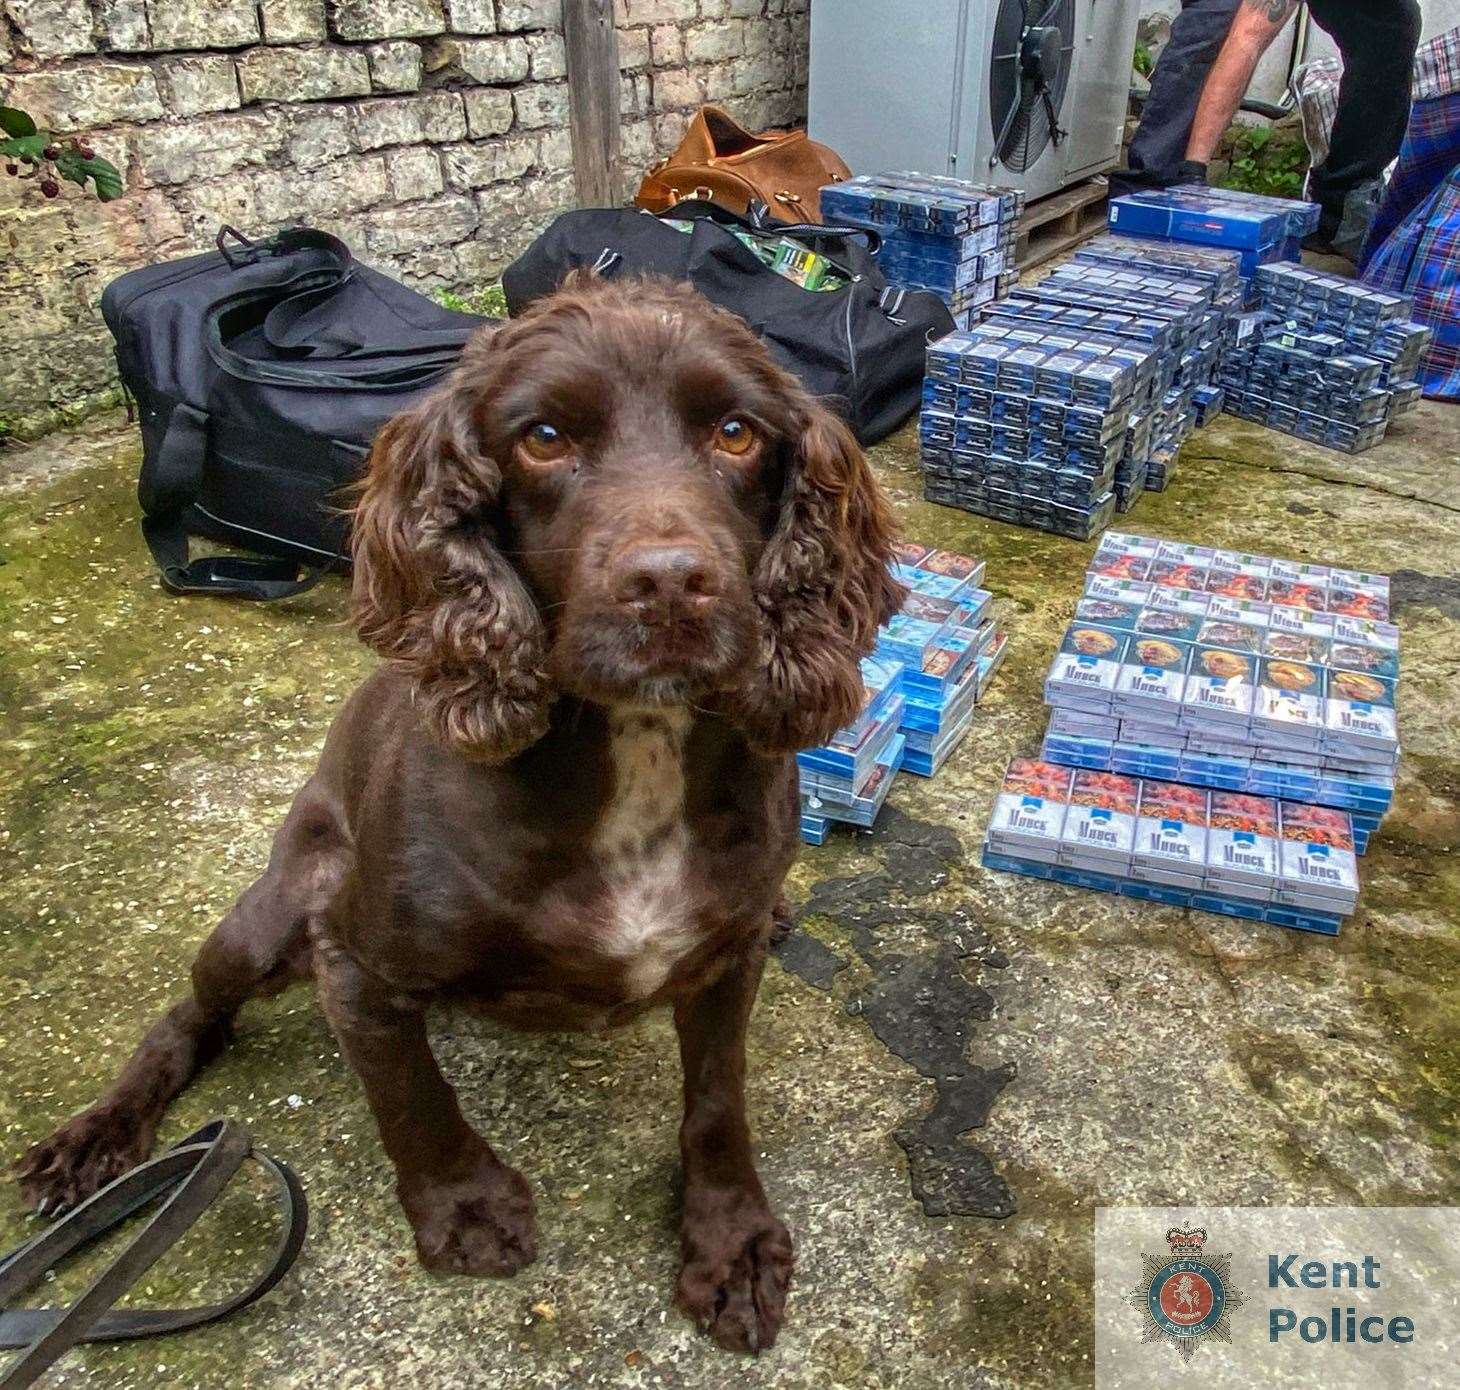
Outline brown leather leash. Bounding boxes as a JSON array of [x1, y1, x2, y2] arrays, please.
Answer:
[[0, 1120, 307, 1389]]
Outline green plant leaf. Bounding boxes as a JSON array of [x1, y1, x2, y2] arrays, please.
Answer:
[[0, 106, 38, 138], [1245, 125, 1273, 151], [1, 133, 46, 161], [52, 146, 125, 200]]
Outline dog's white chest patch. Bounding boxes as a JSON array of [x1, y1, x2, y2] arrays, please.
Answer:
[[591, 708, 696, 997]]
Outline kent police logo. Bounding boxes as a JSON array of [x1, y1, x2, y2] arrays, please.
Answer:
[[1124, 1226, 1246, 1362]]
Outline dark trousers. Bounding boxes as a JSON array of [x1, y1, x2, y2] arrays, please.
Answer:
[[1126, 0, 1243, 184], [1121, 0, 1422, 229], [1306, 0, 1423, 238]]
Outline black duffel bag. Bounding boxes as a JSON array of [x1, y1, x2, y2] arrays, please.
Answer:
[[101, 226, 491, 601], [501, 200, 954, 445]]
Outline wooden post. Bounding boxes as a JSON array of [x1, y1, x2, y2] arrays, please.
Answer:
[[562, 0, 623, 208]]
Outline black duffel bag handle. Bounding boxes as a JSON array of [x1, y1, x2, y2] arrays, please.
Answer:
[[140, 225, 477, 601], [0, 1120, 307, 1390]]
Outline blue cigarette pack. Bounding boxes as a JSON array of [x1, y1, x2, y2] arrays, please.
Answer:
[[1108, 191, 1286, 252]]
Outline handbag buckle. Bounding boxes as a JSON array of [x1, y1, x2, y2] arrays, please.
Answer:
[[773, 190, 803, 207]]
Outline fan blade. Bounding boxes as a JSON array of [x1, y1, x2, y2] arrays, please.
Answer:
[[994, 78, 1026, 157], [1031, 0, 1063, 29]]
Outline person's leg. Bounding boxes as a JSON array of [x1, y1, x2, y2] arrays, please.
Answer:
[[1305, 0, 1423, 250], [1119, 0, 1245, 192]]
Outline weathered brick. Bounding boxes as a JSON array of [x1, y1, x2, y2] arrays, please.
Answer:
[[95, 0, 148, 52], [442, 136, 536, 189], [332, 0, 443, 40], [727, 0, 764, 15], [353, 91, 466, 149], [155, 55, 240, 117], [175, 171, 259, 239], [254, 154, 388, 221], [237, 46, 372, 103], [536, 125, 570, 169], [6, 0, 94, 58], [618, 0, 694, 22], [149, 0, 259, 48], [386, 146, 446, 201], [288, 105, 354, 170], [684, 19, 742, 63], [527, 30, 566, 78], [366, 194, 475, 253], [620, 71, 650, 117], [260, 0, 326, 43], [701, 63, 738, 102], [444, 35, 531, 84], [652, 67, 704, 109], [5, 63, 163, 132], [730, 50, 775, 96], [512, 82, 567, 131], [617, 25, 650, 69], [741, 18, 772, 55], [496, 0, 560, 30], [446, 0, 495, 32], [648, 23, 680, 66], [620, 118, 655, 167], [137, 111, 280, 185], [366, 41, 423, 92], [463, 86, 513, 138]]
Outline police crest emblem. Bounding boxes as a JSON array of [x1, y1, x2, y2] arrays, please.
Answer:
[[1123, 1226, 1246, 1361]]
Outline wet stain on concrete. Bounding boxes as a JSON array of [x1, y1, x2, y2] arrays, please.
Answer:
[[776, 809, 1016, 1220], [1391, 569, 1460, 621]]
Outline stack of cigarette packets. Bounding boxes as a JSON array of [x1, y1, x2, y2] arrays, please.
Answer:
[[982, 759, 1360, 934], [1107, 187, 1315, 280], [917, 233, 1246, 536], [798, 545, 1010, 843], [983, 530, 1402, 930], [888, 543, 1009, 776], [820, 172, 1022, 327], [1220, 263, 1430, 453], [797, 654, 907, 845]]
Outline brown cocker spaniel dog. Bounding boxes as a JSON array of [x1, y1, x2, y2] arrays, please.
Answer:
[[16, 273, 902, 1353]]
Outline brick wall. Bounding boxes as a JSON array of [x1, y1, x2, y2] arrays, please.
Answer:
[[0, 0, 808, 436]]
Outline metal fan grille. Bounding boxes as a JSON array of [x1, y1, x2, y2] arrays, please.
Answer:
[[988, 0, 1077, 173]]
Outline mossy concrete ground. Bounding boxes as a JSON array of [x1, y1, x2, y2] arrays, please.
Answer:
[[2, 396, 1458, 1389]]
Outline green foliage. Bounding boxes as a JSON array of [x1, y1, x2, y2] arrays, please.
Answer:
[[1218, 124, 1307, 200], [431, 283, 509, 318], [1133, 40, 1154, 78], [1, 105, 124, 202]]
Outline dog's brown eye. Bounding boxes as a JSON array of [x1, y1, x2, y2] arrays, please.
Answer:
[[714, 418, 757, 456], [520, 422, 570, 463]]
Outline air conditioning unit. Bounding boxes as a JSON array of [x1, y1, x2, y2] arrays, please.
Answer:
[[808, 0, 1142, 205]]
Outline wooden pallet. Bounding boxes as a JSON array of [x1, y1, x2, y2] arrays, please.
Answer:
[[1014, 176, 1110, 271]]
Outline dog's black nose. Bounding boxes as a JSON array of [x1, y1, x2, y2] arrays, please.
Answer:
[[613, 544, 720, 619]]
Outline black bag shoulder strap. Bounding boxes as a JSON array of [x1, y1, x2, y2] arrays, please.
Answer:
[[137, 402, 332, 601], [0, 1120, 308, 1390]]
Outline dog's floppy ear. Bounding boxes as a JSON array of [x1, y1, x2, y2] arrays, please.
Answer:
[[727, 403, 904, 753], [351, 348, 554, 761]]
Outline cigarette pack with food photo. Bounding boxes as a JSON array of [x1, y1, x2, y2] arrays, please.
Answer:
[[1046, 623, 1127, 710], [1181, 645, 1256, 725], [1206, 792, 1280, 899], [987, 758, 1075, 862], [1253, 657, 1325, 744], [1323, 669, 1398, 753], [1132, 779, 1210, 887], [1115, 634, 1192, 719], [1276, 801, 1359, 909], [1058, 770, 1139, 871]]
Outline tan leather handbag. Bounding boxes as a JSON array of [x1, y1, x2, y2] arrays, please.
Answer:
[[635, 105, 851, 224]]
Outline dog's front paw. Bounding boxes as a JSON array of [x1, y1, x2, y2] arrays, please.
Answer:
[[676, 1196, 794, 1353], [399, 1154, 538, 1277], [16, 1106, 155, 1216]]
